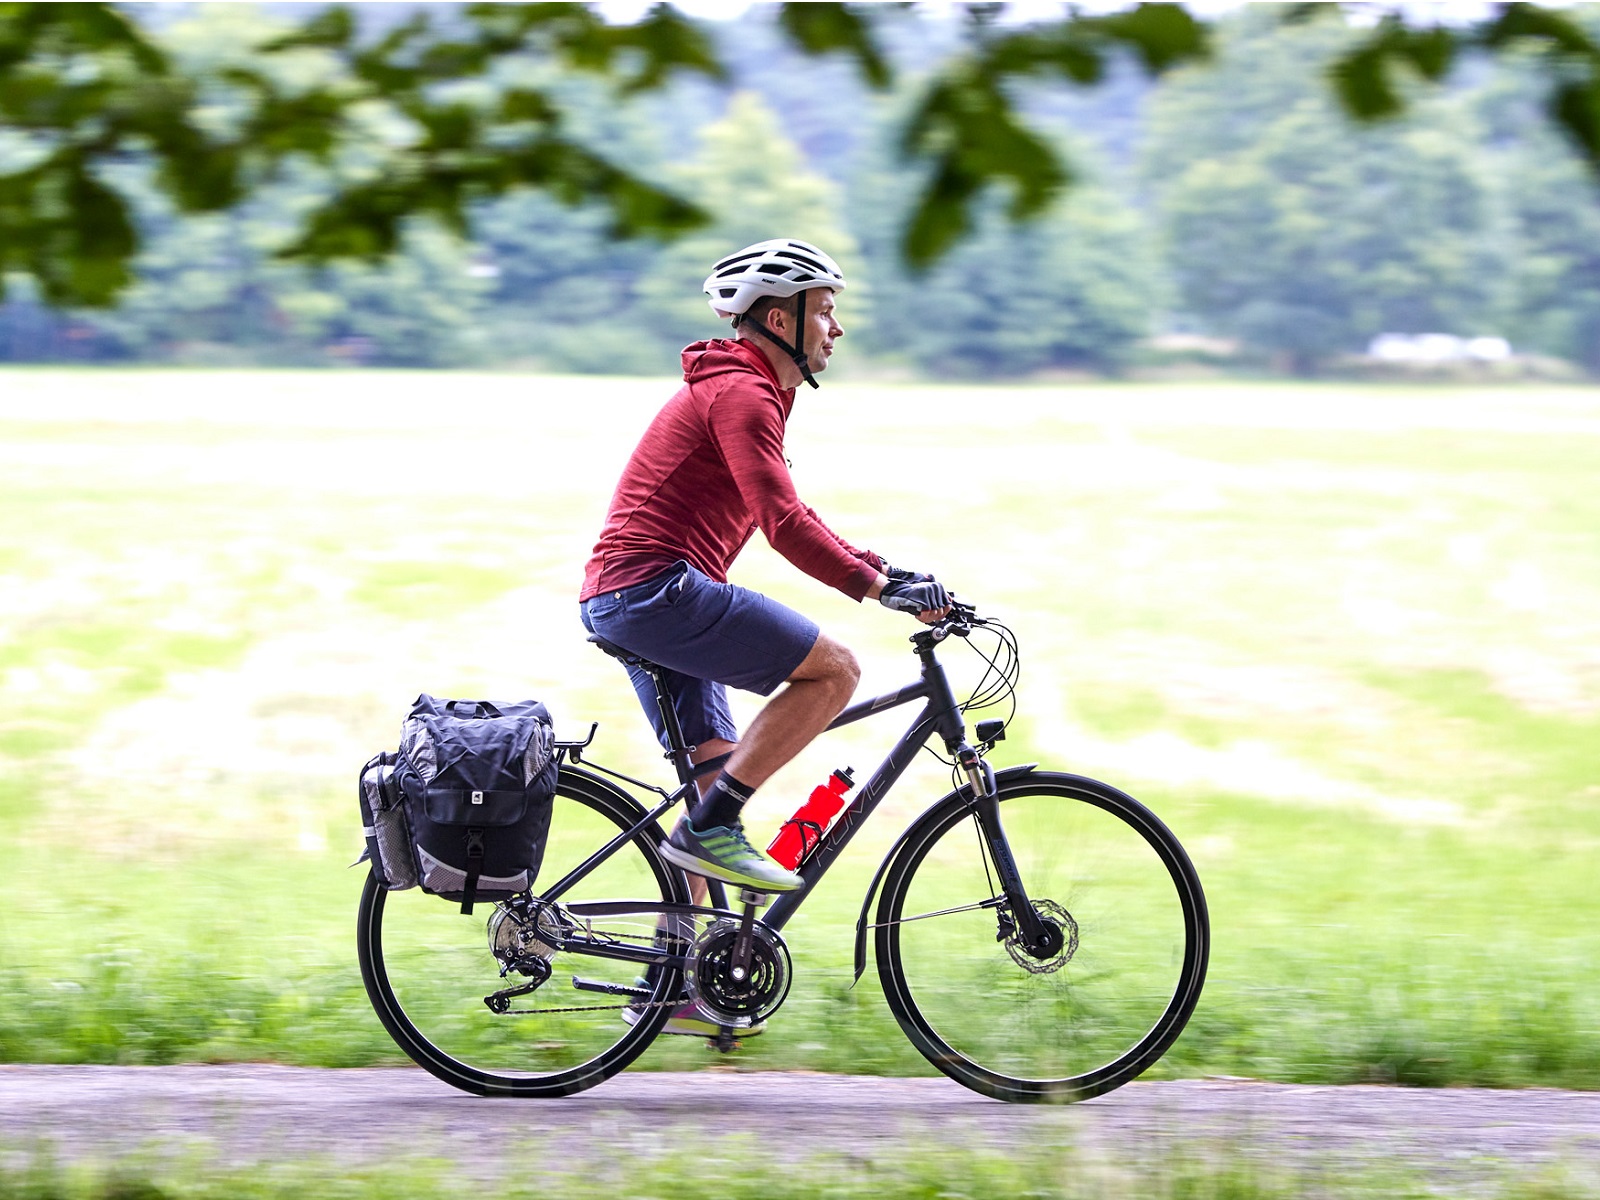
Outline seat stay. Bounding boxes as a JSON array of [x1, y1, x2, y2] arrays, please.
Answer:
[[538, 779, 693, 905]]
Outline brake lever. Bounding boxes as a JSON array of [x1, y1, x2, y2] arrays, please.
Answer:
[[945, 596, 979, 633]]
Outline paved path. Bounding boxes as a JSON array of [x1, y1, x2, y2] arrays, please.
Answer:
[[3, 1066, 1600, 1187]]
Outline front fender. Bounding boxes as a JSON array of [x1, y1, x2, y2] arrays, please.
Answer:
[[851, 763, 1037, 983]]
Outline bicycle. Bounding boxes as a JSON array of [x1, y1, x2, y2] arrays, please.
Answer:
[[357, 601, 1209, 1104]]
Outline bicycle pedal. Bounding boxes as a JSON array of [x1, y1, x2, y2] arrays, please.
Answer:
[[737, 889, 771, 907]]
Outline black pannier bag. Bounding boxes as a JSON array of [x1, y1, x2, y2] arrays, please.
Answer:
[[358, 694, 558, 914]]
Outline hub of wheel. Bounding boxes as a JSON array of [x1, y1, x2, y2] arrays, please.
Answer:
[[1003, 899, 1078, 975], [687, 919, 792, 1024], [488, 896, 570, 978]]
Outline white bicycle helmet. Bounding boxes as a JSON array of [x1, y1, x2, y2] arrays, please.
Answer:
[[703, 239, 846, 388], [703, 238, 846, 318]]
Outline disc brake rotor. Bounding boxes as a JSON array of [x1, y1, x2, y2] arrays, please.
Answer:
[[1004, 899, 1078, 975]]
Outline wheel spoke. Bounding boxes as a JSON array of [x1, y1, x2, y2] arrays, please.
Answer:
[[876, 776, 1208, 1103], [358, 772, 689, 1097], [867, 896, 1004, 928]]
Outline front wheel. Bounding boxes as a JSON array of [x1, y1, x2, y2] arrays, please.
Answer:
[[876, 772, 1208, 1103]]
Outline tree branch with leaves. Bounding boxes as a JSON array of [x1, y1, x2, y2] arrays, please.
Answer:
[[2, 1, 1598, 310]]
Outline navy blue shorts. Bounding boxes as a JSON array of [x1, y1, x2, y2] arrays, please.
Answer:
[[579, 561, 820, 751]]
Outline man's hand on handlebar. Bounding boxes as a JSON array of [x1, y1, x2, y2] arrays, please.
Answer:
[[876, 575, 952, 624]]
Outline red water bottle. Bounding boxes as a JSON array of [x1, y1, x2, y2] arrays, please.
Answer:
[[768, 767, 855, 868]]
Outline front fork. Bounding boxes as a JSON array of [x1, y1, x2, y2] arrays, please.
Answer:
[[959, 747, 1055, 957]]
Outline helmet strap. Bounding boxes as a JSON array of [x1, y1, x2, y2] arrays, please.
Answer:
[[742, 290, 818, 389]]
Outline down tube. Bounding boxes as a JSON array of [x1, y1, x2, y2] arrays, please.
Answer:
[[763, 707, 938, 934]]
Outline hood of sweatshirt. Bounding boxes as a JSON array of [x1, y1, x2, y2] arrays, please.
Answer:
[[681, 338, 787, 391]]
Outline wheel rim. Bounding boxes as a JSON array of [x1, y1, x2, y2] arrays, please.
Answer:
[[359, 777, 687, 1094], [880, 780, 1206, 1099]]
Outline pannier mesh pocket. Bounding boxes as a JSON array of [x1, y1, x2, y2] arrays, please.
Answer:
[[416, 847, 528, 897], [361, 759, 418, 890]]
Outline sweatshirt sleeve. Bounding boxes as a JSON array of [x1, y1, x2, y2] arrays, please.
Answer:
[[707, 379, 882, 600]]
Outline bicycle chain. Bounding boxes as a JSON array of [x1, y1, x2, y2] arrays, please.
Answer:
[[495, 910, 697, 1015], [498, 998, 679, 1016]]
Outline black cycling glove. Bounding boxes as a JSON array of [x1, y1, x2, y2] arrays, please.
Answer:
[[879, 577, 950, 615], [880, 559, 933, 584]]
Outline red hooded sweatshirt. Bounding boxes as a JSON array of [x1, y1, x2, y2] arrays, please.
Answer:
[[580, 338, 881, 603]]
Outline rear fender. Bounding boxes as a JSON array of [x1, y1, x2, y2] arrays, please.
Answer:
[[556, 763, 659, 830], [851, 763, 1037, 983]]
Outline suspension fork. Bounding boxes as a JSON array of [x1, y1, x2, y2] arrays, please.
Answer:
[[962, 753, 1054, 955]]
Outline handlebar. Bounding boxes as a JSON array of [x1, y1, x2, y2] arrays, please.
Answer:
[[913, 597, 982, 647]]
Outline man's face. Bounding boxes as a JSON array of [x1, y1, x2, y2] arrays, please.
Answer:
[[801, 288, 843, 376]]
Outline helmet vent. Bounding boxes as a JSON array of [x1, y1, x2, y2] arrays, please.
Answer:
[[758, 261, 789, 275], [785, 253, 830, 274]]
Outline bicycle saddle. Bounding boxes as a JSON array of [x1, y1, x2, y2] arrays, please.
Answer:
[[586, 634, 656, 670]]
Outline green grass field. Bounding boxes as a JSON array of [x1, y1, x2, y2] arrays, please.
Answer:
[[5, 1144, 1596, 1200], [2, 369, 1598, 1086]]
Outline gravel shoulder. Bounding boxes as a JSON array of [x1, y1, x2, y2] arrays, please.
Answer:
[[4, 1065, 1600, 1186]]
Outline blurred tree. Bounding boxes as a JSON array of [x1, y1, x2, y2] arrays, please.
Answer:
[[852, 86, 1158, 376], [68, 165, 494, 366], [470, 190, 666, 373], [1476, 48, 1600, 373], [24, 5, 495, 366], [465, 56, 681, 373], [5, 0, 1600, 372], [0, 1, 1209, 312], [1501, 148, 1600, 376], [873, 190, 1158, 377], [0, 1, 717, 308], [631, 91, 860, 358], [1147, 14, 1503, 372]]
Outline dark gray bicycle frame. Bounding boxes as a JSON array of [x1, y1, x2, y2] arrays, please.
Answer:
[[538, 626, 1048, 972]]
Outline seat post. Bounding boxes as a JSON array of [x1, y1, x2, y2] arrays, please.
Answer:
[[586, 633, 700, 790], [645, 664, 697, 787]]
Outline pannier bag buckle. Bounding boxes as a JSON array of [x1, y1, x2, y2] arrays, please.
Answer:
[[471, 790, 484, 805]]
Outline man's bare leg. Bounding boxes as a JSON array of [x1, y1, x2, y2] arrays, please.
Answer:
[[666, 633, 859, 892], [722, 633, 859, 788]]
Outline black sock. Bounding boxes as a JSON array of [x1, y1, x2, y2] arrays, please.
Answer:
[[689, 772, 755, 830]]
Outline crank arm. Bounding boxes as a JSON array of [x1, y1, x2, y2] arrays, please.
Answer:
[[571, 977, 651, 999]]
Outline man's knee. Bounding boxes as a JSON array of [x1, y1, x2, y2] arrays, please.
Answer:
[[793, 632, 860, 693]]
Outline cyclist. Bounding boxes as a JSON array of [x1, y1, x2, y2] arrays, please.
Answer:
[[578, 238, 950, 925]]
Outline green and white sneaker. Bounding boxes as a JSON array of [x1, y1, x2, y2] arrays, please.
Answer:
[[660, 819, 804, 892]]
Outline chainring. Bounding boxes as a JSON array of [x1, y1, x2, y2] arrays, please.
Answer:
[[685, 918, 792, 1024], [1004, 899, 1079, 975]]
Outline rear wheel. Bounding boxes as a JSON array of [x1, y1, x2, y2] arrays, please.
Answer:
[[876, 772, 1208, 1103], [358, 768, 689, 1096]]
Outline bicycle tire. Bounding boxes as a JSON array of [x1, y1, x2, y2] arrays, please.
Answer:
[[358, 766, 690, 1097], [875, 771, 1208, 1103]]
